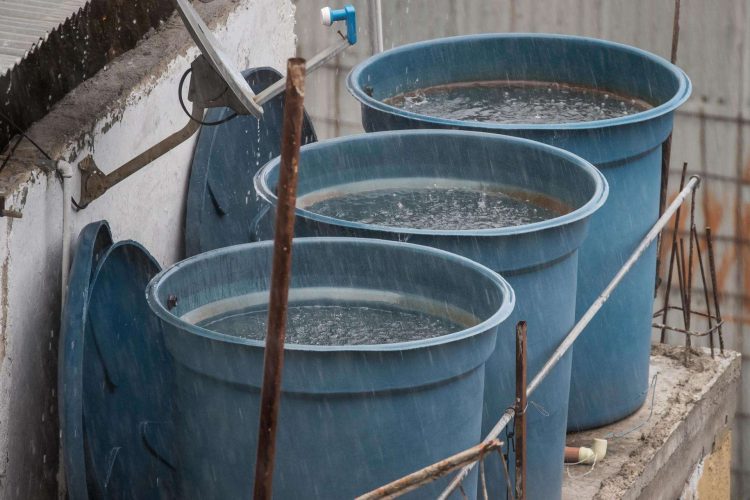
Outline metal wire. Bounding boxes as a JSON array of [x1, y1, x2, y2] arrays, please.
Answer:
[[0, 109, 52, 161]]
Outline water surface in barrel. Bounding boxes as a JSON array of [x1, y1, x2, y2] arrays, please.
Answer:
[[383, 80, 652, 123], [197, 301, 466, 345], [299, 179, 570, 230]]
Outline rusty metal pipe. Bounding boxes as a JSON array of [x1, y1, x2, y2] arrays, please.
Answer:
[[252, 58, 306, 500]]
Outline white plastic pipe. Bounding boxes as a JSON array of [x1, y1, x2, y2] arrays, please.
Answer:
[[438, 176, 701, 499], [369, 0, 384, 53], [565, 438, 607, 465], [57, 160, 73, 306]]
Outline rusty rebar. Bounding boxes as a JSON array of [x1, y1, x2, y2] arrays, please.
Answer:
[[677, 238, 691, 364], [651, 321, 724, 338], [252, 58, 306, 500], [654, 306, 717, 320], [685, 188, 697, 359], [686, 190, 697, 305], [655, 0, 682, 290], [355, 439, 504, 500], [670, 0, 681, 64], [656, 136, 673, 291], [705, 227, 725, 353], [515, 321, 527, 500], [692, 225, 715, 356], [660, 163, 688, 342]]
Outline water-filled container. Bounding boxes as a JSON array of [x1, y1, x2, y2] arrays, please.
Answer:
[[147, 237, 514, 499], [346, 34, 691, 430], [254, 130, 607, 499]]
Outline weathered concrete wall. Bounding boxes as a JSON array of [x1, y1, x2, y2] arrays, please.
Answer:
[[0, 1, 296, 497]]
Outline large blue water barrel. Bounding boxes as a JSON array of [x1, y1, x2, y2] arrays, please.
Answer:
[[147, 237, 514, 499], [254, 131, 607, 499], [346, 34, 691, 431]]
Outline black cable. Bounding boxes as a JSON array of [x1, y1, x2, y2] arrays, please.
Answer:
[[178, 68, 238, 126], [71, 197, 84, 211], [0, 109, 52, 161]]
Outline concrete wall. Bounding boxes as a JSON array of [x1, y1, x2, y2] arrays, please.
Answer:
[[293, 0, 749, 495], [0, 1, 296, 497]]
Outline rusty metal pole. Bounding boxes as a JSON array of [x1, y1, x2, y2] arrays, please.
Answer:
[[655, 0, 681, 293], [705, 227, 725, 353], [514, 321, 527, 500], [252, 58, 306, 500]]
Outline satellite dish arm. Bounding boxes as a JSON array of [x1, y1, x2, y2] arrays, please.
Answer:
[[74, 4, 358, 208]]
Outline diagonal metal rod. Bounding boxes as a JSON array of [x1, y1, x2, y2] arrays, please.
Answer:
[[437, 175, 701, 499], [252, 58, 306, 500], [355, 439, 503, 500], [253, 39, 350, 106]]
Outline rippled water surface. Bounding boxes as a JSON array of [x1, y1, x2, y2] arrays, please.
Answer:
[[383, 80, 652, 124], [300, 183, 570, 230], [198, 303, 464, 345]]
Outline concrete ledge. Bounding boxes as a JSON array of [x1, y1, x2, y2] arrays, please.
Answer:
[[563, 344, 740, 500]]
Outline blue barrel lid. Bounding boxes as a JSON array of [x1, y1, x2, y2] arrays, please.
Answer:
[[185, 67, 318, 257], [59, 221, 175, 499]]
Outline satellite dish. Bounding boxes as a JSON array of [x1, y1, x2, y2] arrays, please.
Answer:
[[75, 2, 357, 207], [173, 0, 264, 118]]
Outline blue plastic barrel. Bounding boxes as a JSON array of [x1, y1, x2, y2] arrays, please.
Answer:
[[254, 131, 607, 499], [147, 237, 514, 499], [346, 34, 691, 431]]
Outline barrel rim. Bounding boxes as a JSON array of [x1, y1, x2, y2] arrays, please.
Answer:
[[346, 33, 692, 131], [254, 129, 608, 238], [146, 236, 515, 352]]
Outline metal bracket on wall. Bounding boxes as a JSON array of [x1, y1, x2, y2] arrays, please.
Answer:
[[0, 196, 22, 218], [76, 103, 204, 208]]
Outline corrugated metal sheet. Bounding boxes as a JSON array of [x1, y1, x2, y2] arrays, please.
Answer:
[[0, 0, 90, 75], [0, 0, 176, 153]]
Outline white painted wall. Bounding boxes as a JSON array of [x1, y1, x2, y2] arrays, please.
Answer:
[[0, 1, 296, 497]]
